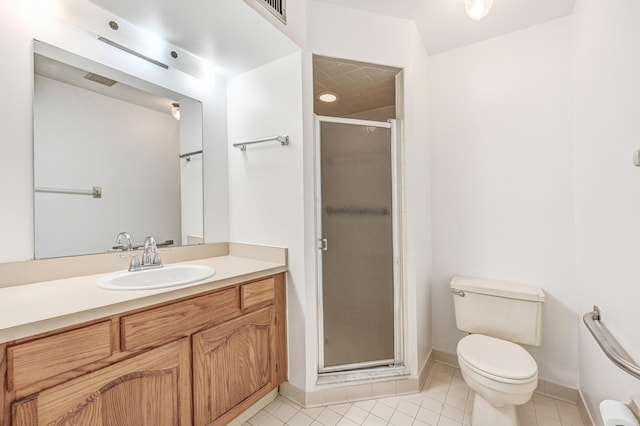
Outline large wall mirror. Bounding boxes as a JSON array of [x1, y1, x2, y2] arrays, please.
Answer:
[[33, 41, 204, 258]]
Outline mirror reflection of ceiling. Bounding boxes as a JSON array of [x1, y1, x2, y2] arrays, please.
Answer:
[[35, 55, 176, 115], [313, 56, 401, 118], [84, 0, 299, 78]]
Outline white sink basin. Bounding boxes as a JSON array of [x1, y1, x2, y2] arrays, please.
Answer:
[[96, 264, 215, 290]]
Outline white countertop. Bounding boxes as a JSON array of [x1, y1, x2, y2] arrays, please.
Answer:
[[0, 255, 287, 344]]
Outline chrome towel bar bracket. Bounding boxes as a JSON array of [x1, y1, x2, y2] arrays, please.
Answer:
[[583, 305, 640, 379]]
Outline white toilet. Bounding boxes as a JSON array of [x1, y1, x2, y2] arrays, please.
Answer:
[[450, 276, 546, 426]]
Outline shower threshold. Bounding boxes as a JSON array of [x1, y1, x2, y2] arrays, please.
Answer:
[[317, 364, 410, 385]]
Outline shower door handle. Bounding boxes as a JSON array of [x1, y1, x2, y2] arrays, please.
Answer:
[[318, 238, 328, 251]]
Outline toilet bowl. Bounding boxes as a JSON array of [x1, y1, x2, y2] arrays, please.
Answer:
[[450, 276, 546, 426], [457, 334, 538, 426]]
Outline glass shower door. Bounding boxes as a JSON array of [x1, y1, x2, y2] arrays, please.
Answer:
[[317, 116, 398, 372]]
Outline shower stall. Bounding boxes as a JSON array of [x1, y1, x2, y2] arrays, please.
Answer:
[[316, 115, 403, 374]]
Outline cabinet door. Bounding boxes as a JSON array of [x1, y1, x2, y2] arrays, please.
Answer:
[[193, 307, 276, 425], [12, 338, 191, 426]]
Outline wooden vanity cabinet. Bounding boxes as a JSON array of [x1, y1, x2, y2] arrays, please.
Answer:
[[11, 338, 192, 426], [1, 273, 287, 426], [193, 307, 275, 425]]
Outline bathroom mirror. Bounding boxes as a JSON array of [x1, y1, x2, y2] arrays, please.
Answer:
[[33, 42, 204, 258]]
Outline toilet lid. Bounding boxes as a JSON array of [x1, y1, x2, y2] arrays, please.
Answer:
[[457, 334, 537, 381]]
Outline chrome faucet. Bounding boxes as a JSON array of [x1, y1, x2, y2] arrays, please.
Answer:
[[142, 236, 163, 268], [117, 234, 165, 272], [114, 232, 133, 251], [114, 232, 141, 271]]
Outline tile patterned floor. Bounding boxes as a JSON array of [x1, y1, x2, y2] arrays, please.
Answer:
[[244, 362, 586, 426]]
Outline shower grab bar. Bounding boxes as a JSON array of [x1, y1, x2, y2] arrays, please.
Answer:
[[583, 305, 640, 379], [233, 135, 289, 151], [35, 186, 102, 199], [179, 150, 202, 161]]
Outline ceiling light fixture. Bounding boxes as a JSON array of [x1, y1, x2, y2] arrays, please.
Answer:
[[171, 102, 180, 120], [464, 0, 494, 20], [318, 92, 338, 103]]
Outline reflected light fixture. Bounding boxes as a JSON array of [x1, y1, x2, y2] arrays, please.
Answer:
[[318, 92, 339, 103], [171, 102, 180, 120], [464, 0, 494, 20]]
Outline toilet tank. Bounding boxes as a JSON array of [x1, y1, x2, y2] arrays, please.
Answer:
[[450, 276, 546, 346]]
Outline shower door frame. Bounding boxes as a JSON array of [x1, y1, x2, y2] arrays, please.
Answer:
[[315, 115, 405, 375]]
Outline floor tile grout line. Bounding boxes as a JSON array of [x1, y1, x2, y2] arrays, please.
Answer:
[[248, 361, 584, 426]]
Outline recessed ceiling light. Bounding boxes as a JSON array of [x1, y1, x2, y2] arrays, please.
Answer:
[[318, 92, 339, 103]]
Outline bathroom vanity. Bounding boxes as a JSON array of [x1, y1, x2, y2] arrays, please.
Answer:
[[0, 244, 287, 426]]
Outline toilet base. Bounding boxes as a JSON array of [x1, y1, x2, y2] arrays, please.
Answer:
[[472, 393, 519, 426]]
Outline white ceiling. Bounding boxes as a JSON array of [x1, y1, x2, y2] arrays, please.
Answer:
[[79, 0, 577, 118], [84, 0, 299, 77], [83, 0, 576, 77], [314, 0, 576, 54]]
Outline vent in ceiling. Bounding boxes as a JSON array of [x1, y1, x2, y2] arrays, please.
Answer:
[[255, 0, 286, 23], [84, 73, 117, 87]]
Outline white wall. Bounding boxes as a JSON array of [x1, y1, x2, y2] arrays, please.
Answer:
[[227, 52, 306, 386], [0, 1, 37, 261], [404, 27, 432, 374], [572, 0, 640, 422], [0, 0, 229, 262], [428, 18, 578, 387], [227, 3, 432, 392], [307, 2, 432, 388], [180, 97, 204, 244], [34, 76, 180, 257], [244, 0, 308, 50]]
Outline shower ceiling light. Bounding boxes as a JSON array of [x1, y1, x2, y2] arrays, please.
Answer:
[[465, 0, 494, 20], [318, 92, 339, 103]]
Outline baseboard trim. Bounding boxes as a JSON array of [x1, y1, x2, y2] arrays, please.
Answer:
[[578, 389, 596, 426], [228, 388, 278, 426], [433, 350, 581, 404], [432, 349, 459, 368], [280, 358, 433, 408], [278, 351, 597, 426], [420, 349, 435, 391]]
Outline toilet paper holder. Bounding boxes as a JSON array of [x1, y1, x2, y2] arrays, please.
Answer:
[[600, 399, 640, 426]]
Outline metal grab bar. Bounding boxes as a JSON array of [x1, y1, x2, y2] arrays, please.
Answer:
[[583, 305, 640, 379], [233, 135, 289, 151], [35, 186, 102, 199]]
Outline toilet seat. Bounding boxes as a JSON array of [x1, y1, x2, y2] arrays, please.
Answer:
[[457, 334, 537, 383]]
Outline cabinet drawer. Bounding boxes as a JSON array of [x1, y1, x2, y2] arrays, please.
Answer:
[[241, 278, 275, 310], [121, 287, 240, 351], [11, 338, 192, 426], [7, 321, 114, 391]]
